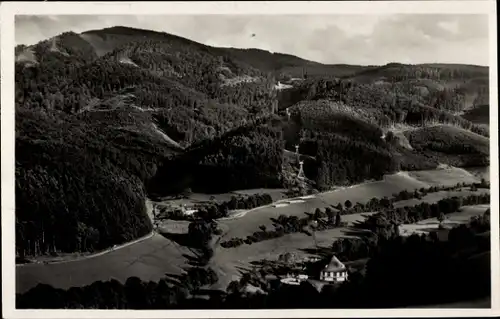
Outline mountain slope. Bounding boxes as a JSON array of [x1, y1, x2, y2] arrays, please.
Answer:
[[15, 107, 179, 257], [404, 125, 490, 167], [14, 26, 284, 259], [278, 71, 489, 136], [149, 120, 285, 195]]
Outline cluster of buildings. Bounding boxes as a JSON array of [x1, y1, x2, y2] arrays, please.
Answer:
[[153, 203, 198, 220], [280, 255, 349, 286]]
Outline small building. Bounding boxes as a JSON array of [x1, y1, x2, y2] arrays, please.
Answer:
[[297, 274, 309, 281], [281, 272, 309, 285], [184, 209, 197, 216], [319, 255, 348, 283], [180, 204, 197, 216], [280, 277, 301, 285], [303, 256, 321, 263], [273, 203, 289, 208]]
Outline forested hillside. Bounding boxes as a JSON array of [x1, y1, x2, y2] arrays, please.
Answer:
[[275, 63, 489, 185], [283, 100, 433, 188], [15, 26, 287, 258], [278, 74, 489, 136], [149, 121, 285, 195], [404, 125, 490, 167], [15, 108, 175, 257], [15, 25, 489, 258]]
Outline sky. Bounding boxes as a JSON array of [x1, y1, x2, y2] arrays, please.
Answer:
[[15, 14, 489, 66]]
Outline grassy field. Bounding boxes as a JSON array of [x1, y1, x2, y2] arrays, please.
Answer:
[[218, 169, 441, 240], [399, 204, 490, 237], [16, 234, 196, 294], [211, 212, 374, 290], [407, 165, 487, 186], [16, 166, 490, 294]]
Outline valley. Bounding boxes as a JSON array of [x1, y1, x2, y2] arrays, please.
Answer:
[[13, 24, 491, 309], [16, 165, 490, 294]]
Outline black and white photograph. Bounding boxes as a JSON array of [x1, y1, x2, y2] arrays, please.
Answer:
[[1, 1, 498, 317]]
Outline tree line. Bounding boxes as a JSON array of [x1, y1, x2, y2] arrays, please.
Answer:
[[156, 193, 274, 221], [220, 183, 489, 249], [16, 266, 219, 309]]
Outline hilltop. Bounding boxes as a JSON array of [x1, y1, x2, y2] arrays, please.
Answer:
[[15, 25, 489, 260]]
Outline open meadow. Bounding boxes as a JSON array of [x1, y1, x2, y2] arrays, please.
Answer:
[[399, 204, 490, 237], [16, 234, 196, 294], [407, 165, 489, 186], [210, 212, 374, 289], [218, 165, 482, 240]]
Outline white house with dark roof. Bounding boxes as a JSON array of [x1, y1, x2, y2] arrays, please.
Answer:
[[319, 255, 348, 283]]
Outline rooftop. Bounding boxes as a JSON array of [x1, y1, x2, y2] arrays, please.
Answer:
[[323, 255, 347, 272]]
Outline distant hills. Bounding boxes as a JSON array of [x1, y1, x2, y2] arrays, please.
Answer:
[[15, 25, 490, 258]]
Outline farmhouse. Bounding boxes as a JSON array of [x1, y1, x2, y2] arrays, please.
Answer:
[[319, 255, 348, 283]]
